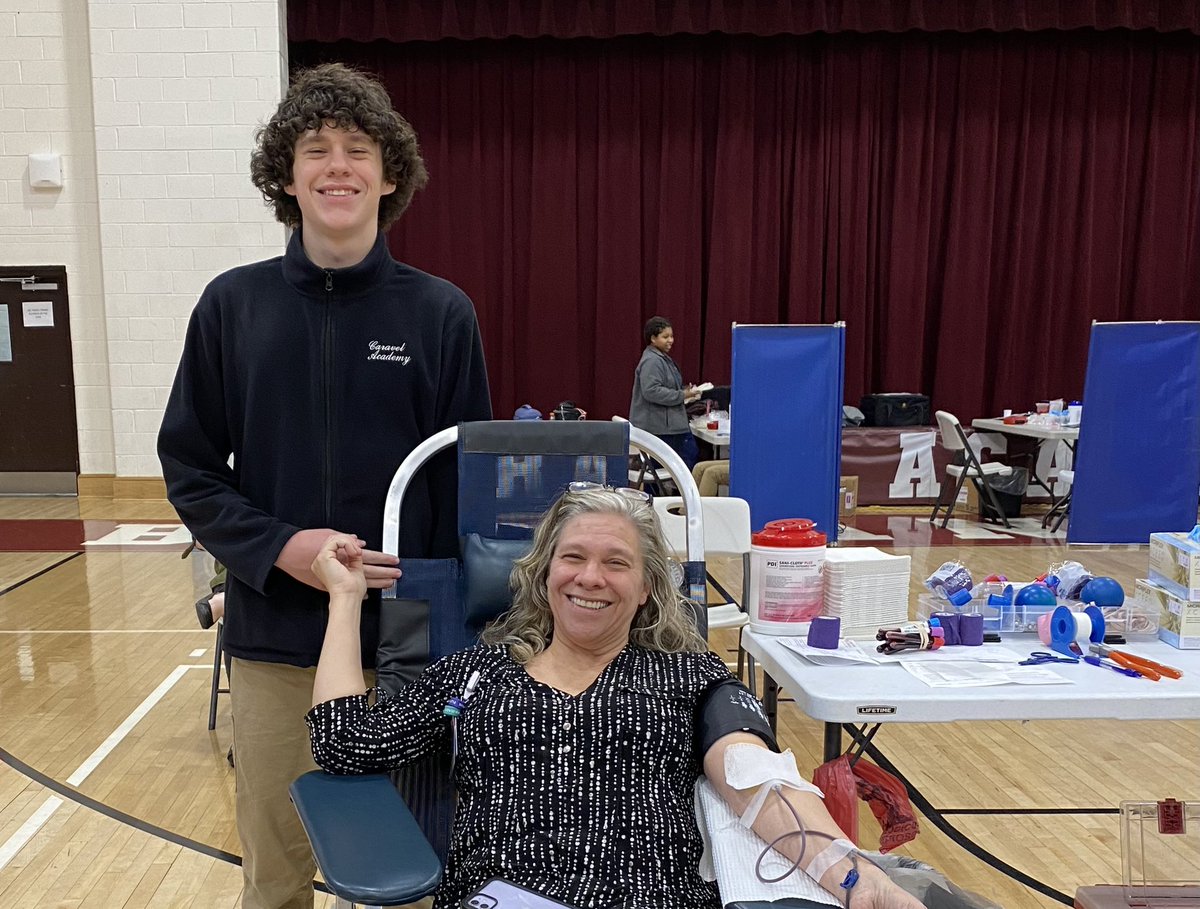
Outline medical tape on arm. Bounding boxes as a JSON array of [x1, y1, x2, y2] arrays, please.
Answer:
[[804, 838, 857, 886], [723, 743, 823, 828]]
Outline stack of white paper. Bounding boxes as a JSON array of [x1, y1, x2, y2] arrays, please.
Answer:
[[822, 547, 911, 638], [777, 637, 880, 665]]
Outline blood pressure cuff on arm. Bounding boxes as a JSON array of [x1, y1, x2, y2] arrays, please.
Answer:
[[696, 678, 778, 757]]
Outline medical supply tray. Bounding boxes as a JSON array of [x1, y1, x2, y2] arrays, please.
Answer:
[[915, 591, 1158, 637]]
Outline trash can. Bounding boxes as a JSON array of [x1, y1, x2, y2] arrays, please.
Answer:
[[980, 466, 1028, 519]]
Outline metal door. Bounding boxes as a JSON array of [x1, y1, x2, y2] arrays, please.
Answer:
[[0, 265, 78, 494]]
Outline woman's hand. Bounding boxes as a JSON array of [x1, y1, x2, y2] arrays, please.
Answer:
[[310, 534, 368, 603], [836, 861, 924, 908]]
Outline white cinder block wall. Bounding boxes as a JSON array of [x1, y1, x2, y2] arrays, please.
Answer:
[[0, 0, 289, 480]]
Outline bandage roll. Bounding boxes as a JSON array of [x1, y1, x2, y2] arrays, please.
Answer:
[[806, 616, 840, 649], [958, 612, 985, 646], [1048, 604, 1106, 657], [1037, 612, 1053, 645], [931, 612, 961, 646]]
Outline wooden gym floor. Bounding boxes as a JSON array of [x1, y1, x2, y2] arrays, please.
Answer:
[[0, 495, 1196, 908]]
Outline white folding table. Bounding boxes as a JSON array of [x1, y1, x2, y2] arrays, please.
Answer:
[[742, 629, 1200, 762], [690, 420, 730, 458], [971, 417, 1080, 526]]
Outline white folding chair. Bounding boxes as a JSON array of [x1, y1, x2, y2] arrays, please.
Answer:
[[652, 496, 751, 678], [612, 415, 673, 493], [1045, 468, 1074, 532], [928, 410, 1013, 528]]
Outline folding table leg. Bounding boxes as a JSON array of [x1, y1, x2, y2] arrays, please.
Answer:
[[823, 723, 842, 763]]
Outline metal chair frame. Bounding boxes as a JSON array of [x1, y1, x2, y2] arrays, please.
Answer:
[[928, 411, 1014, 529], [207, 619, 228, 730]]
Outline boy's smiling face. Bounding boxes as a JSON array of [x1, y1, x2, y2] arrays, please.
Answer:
[[285, 124, 396, 263]]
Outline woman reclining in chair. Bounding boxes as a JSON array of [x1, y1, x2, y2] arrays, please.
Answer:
[[306, 486, 921, 909]]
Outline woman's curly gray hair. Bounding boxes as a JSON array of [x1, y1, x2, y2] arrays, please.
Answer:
[[251, 62, 428, 230], [481, 487, 706, 663]]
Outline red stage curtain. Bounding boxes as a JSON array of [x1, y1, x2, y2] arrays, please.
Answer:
[[288, 0, 1200, 43], [290, 30, 1200, 422]]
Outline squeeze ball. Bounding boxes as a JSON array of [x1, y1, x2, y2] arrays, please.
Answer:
[[1079, 576, 1125, 607], [1014, 583, 1058, 607]]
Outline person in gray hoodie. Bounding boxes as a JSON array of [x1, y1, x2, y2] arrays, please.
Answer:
[[629, 315, 700, 470]]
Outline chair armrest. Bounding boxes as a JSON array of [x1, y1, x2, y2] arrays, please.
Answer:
[[290, 771, 443, 906]]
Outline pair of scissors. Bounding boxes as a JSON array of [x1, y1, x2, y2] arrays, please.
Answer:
[[1019, 651, 1079, 666]]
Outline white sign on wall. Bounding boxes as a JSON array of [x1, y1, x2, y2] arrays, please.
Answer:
[[22, 301, 54, 328]]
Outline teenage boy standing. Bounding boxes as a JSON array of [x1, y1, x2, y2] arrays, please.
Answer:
[[158, 64, 491, 908]]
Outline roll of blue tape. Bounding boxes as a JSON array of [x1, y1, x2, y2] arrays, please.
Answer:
[[807, 616, 841, 649], [1083, 604, 1106, 644], [959, 612, 984, 646], [931, 612, 961, 646]]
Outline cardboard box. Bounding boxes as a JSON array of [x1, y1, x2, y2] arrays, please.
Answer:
[[1139, 578, 1200, 649], [960, 483, 980, 515], [839, 476, 858, 516], [1149, 532, 1200, 600]]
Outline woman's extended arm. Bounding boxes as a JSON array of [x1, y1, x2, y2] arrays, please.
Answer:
[[306, 533, 458, 774], [311, 534, 370, 706], [704, 733, 923, 908]]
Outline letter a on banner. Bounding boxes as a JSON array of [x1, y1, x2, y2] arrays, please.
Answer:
[[888, 430, 939, 499]]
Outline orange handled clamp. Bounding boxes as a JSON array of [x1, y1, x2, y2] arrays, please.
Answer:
[[1090, 645, 1181, 680]]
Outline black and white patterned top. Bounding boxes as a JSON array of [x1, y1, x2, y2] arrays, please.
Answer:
[[306, 643, 735, 909]]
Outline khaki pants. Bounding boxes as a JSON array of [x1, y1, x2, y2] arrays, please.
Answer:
[[230, 657, 428, 909], [692, 459, 730, 497], [230, 658, 321, 909]]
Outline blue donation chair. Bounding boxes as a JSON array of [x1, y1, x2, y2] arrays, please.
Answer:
[[289, 420, 706, 907]]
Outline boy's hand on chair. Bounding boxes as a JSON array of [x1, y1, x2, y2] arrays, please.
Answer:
[[359, 547, 403, 589]]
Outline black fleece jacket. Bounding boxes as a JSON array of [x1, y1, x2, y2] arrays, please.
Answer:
[[158, 231, 491, 667]]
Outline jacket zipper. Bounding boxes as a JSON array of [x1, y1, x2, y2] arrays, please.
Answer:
[[323, 269, 334, 525]]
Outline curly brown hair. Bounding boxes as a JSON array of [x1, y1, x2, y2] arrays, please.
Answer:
[[250, 63, 428, 230]]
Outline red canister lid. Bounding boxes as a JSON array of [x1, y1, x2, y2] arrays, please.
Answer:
[[752, 518, 826, 547]]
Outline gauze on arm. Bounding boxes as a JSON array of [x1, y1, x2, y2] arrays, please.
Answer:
[[724, 742, 824, 827]]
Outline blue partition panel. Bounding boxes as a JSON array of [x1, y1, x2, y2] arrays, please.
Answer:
[[730, 324, 844, 542], [1069, 322, 1200, 544]]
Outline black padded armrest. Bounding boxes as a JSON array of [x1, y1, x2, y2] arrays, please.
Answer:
[[290, 771, 442, 906], [462, 533, 530, 627]]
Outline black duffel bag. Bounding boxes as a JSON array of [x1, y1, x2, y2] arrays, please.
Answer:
[[551, 400, 585, 421], [859, 393, 930, 427]]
